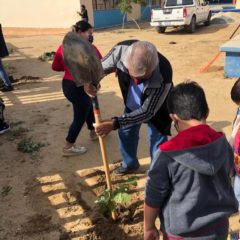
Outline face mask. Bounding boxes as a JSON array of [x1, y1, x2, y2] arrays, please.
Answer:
[[88, 35, 94, 43]]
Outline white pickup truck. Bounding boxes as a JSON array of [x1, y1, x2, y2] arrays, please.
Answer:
[[150, 0, 211, 33]]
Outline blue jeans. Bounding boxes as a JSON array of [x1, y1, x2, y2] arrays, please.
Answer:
[[118, 121, 167, 169], [62, 79, 95, 144], [234, 175, 240, 211], [0, 58, 11, 87]]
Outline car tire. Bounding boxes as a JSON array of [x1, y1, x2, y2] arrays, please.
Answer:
[[187, 16, 196, 33], [156, 26, 166, 33], [204, 12, 211, 26]]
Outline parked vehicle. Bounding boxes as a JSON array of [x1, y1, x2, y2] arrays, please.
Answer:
[[150, 0, 211, 33]]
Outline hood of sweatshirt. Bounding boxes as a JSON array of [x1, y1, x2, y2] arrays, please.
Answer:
[[160, 124, 228, 176]]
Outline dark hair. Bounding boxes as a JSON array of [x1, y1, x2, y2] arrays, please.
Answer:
[[72, 20, 92, 33], [231, 78, 240, 103], [81, 5, 86, 9], [167, 81, 209, 121]]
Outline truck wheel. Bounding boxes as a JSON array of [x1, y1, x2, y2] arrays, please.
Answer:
[[204, 12, 211, 26], [156, 26, 166, 33], [187, 16, 196, 33]]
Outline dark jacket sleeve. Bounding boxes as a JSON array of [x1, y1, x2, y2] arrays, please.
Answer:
[[118, 87, 164, 128], [145, 149, 171, 208]]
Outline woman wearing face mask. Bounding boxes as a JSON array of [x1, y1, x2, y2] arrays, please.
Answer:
[[52, 20, 102, 156]]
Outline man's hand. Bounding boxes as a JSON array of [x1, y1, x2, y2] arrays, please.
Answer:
[[84, 83, 100, 97], [95, 120, 113, 137], [144, 227, 159, 240]]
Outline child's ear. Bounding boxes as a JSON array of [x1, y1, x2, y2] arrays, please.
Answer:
[[170, 113, 179, 121]]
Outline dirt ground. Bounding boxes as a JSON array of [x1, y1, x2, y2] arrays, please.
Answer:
[[0, 19, 240, 240]]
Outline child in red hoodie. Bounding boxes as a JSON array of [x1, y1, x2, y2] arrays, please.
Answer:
[[144, 81, 238, 240]]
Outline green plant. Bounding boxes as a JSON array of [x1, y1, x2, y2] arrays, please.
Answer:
[[17, 137, 45, 154], [1, 185, 12, 197], [3, 63, 16, 74], [95, 176, 137, 216], [118, 0, 146, 29]]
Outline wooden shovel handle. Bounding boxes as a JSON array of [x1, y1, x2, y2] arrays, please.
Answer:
[[91, 97, 116, 220]]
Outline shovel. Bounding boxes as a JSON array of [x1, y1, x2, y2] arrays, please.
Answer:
[[62, 32, 116, 219]]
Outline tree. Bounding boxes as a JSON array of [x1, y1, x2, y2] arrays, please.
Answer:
[[117, 0, 147, 29]]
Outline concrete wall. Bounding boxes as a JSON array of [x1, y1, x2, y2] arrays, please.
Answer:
[[0, 0, 81, 28], [93, 9, 123, 29], [0, 0, 144, 29], [127, 3, 141, 21], [93, 3, 142, 29]]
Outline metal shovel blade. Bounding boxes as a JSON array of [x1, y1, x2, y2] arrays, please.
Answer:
[[62, 31, 104, 86]]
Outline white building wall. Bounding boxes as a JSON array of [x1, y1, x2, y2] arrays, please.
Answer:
[[0, 0, 81, 28]]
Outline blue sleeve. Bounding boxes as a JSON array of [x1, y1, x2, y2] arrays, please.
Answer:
[[145, 149, 171, 208]]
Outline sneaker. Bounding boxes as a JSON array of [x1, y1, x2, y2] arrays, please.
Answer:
[[114, 165, 140, 176], [0, 122, 10, 134], [1, 86, 14, 92], [62, 145, 87, 156], [89, 130, 98, 141]]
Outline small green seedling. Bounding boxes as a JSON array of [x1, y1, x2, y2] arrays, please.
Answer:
[[17, 137, 45, 154], [1, 185, 12, 197], [95, 176, 137, 217], [3, 63, 16, 74]]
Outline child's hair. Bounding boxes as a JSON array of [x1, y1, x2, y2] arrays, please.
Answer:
[[81, 4, 86, 9], [72, 20, 92, 33], [231, 78, 240, 103], [167, 81, 209, 121]]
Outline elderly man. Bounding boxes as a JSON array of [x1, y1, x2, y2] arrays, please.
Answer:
[[95, 40, 173, 175]]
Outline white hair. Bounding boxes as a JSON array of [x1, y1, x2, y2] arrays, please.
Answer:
[[125, 41, 159, 77]]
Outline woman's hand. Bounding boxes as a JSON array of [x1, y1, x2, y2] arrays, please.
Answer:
[[84, 83, 100, 97]]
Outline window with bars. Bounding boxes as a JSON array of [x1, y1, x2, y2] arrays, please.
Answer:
[[92, 0, 121, 10]]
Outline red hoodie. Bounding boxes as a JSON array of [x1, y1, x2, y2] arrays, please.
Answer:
[[52, 44, 102, 81]]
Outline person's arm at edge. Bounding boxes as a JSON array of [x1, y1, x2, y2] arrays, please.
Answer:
[[144, 203, 160, 240], [144, 150, 171, 240], [52, 45, 65, 72]]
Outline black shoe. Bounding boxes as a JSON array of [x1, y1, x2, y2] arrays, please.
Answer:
[[8, 75, 15, 83], [114, 165, 140, 176], [0, 122, 10, 134], [1, 86, 13, 92]]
